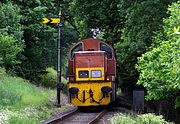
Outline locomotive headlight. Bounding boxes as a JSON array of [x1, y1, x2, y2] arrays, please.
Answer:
[[91, 70, 102, 78], [78, 70, 89, 78]]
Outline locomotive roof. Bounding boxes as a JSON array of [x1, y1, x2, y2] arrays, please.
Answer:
[[74, 51, 105, 53]]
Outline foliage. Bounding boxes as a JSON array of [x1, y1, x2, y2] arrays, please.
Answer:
[[0, 67, 6, 75], [135, 114, 172, 124], [114, 0, 176, 85], [0, 3, 24, 69], [18, 0, 78, 82], [39, 67, 67, 89], [39, 67, 57, 88], [1, 0, 78, 83], [0, 2, 23, 42], [68, 0, 125, 43], [0, 106, 53, 124], [136, 1, 180, 107], [0, 67, 56, 124], [111, 113, 135, 124], [18, 2, 58, 81], [111, 113, 173, 124], [0, 34, 23, 67]]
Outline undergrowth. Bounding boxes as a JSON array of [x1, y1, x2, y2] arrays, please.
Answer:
[[0, 67, 65, 124], [110, 113, 174, 124]]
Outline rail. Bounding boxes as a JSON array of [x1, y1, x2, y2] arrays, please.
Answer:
[[44, 107, 78, 124], [88, 109, 107, 124], [44, 108, 107, 124]]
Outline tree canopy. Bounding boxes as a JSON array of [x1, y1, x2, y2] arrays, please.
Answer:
[[0, 3, 24, 68], [136, 1, 180, 107], [0, 0, 79, 81]]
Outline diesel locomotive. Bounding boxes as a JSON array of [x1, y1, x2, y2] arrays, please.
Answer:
[[67, 38, 116, 106]]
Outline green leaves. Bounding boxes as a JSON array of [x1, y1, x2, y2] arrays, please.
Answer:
[[136, 1, 180, 107], [111, 113, 172, 124], [137, 41, 180, 98], [0, 3, 23, 42], [0, 0, 79, 82], [0, 34, 23, 67], [0, 2, 24, 70], [114, 0, 176, 85]]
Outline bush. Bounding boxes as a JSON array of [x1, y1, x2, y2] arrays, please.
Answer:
[[0, 2, 24, 69], [0, 67, 6, 77], [135, 113, 171, 124], [111, 113, 173, 124], [0, 34, 23, 67], [39, 67, 57, 88], [136, 1, 180, 107], [39, 67, 67, 89], [111, 113, 135, 124]]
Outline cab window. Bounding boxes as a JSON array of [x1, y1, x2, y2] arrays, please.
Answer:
[[71, 43, 82, 59], [100, 43, 112, 59]]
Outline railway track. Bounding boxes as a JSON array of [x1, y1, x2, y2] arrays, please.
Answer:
[[42, 95, 134, 124], [44, 108, 107, 124]]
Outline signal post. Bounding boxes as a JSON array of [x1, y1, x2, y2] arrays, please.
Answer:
[[42, 12, 63, 107], [57, 11, 63, 107]]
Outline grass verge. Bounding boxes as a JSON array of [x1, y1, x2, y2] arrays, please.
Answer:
[[0, 67, 66, 124]]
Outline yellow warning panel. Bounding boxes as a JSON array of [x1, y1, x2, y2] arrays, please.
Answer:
[[68, 82, 112, 106]]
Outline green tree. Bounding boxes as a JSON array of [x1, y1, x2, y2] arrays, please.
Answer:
[[0, 2, 23, 42], [68, 0, 126, 42], [136, 1, 180, 107], [0, 35, 23, 67], [115, 0, 176, 88], [0, 2, 24, 69], [0, 0, 79, 83], [0, 0, 79, 82]]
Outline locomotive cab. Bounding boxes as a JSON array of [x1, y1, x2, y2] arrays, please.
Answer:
[[68, 38, 116, 106]]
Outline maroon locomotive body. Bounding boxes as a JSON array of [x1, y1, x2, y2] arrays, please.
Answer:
[[67, 38, 116, 106]]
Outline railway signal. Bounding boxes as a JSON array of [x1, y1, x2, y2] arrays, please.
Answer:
[[42, 12, 63, 107], [42, 18, 61, 24], [57, 11, 63, 107]]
